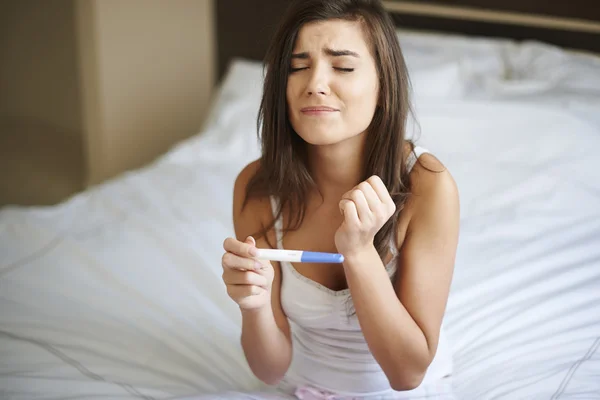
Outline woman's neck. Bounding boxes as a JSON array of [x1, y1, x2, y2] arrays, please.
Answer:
[[306, 133, 366, 203]]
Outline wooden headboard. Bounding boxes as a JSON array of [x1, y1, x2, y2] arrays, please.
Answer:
[[215, 0, 600, 81]]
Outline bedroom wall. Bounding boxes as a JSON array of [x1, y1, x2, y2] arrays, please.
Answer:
[[77, 0, 217, 186], [0, 0, 216, 206], [0, 0, 83, 140], [0, 0, 85, 206]]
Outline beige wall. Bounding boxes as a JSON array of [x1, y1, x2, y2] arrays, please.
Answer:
[[77, 0, 217, 185], [0, 0, 85, 206], [0, 0, 82, 140], [0, 0, 216, 205]]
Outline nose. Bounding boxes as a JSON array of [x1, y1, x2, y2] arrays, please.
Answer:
[[306, 65, 330, 96]]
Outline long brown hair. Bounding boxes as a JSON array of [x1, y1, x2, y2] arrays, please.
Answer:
[[244, 0, 415, 259]]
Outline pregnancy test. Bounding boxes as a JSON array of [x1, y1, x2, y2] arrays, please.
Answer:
[[254, 249, 344, 263]]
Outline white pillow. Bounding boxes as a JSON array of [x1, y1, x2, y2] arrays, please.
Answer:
[[398, 29, 509, 98]]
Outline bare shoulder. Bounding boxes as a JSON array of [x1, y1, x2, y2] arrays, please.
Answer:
[[233, 159, 276, 244], [406, 152, 460, 228], [233, 159, 260, 202], [411, 153, 457, 191], [233, 159, 263, 213]]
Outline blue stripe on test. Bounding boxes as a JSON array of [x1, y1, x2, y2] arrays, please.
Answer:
[[300, 251, 345, 263]]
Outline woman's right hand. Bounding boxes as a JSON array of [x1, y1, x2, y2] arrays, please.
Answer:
[[222, 236, 274, 311]]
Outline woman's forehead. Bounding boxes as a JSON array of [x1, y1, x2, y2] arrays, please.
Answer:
[[294, 19, 370, 53]]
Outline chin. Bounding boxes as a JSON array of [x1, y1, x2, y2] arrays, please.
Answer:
[[296, 126, 366, 148], [296, 129, 345, 146]]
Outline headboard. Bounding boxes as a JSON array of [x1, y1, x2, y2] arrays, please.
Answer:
[[215, 0, 600, 81]]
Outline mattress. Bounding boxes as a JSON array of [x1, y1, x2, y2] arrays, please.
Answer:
[[1, 30, 599, 399]]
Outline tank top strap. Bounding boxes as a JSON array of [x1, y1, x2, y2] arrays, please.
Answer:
[[406, 146, 429, 174], [269, 195, 284, 250]]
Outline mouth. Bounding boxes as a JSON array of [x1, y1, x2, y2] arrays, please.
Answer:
[[301, 106, 339, 115]]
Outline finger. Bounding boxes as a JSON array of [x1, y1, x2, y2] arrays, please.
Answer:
[[339, 199, 360, 226], [253, 258, 272, 271], [367, 175, 396, 213], [357, 181, 380, 212], [222, 252, 262, 271], [346, 189, 370, 223], [223, 270, 268, 288], [227, 284, 263, 300], [223, 237, 257, 258]]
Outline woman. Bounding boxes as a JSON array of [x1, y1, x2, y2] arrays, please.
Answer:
[[220, 0, 460, 398]]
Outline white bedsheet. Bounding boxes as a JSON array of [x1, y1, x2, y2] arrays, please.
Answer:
[[1, 31, 599, 399]]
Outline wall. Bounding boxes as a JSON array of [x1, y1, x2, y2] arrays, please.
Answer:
[[76, 0, 216, 186], [0, 0, 85, 206], [0, 0, 216, 205], [0, 0, 82, 139]]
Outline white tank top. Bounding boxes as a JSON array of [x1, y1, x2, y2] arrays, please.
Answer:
[[269, 147, 454, 397]]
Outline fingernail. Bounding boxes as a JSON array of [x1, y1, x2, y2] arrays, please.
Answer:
[[254, 261, 263, 270], [248, 246, 257, 257]]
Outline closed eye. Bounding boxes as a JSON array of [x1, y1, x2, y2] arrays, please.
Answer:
[[290, 67, 308, 73], [289, 67, 354, 73]]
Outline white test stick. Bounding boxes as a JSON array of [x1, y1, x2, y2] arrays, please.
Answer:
[[253, 248, 344, 263]]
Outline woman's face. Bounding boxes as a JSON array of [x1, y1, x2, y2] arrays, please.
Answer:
[[286, 19, 379, 147]]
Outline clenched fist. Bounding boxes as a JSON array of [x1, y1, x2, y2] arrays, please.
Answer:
[[221, 236, 274, 310], [334, 175, 396, 257]]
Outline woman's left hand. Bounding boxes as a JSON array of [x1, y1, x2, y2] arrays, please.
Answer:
[[334, 175, 396, 258]]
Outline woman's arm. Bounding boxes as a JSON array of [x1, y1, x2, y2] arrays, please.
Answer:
[[336, 160, 459, 390], [239, 262, 292, 385], [232, 161, 293, 385]]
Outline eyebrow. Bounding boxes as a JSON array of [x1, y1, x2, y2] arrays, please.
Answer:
[[325, 48, 360, 58], [291, 48, 360, 59]]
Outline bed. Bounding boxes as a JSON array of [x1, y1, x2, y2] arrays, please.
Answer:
[[1, 1, 600, 399]]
